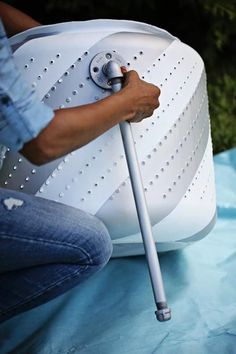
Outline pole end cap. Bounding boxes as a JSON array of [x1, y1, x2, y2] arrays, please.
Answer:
[[155, 307, 171, 322]]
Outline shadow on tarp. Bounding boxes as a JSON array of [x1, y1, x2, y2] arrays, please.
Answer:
[[0, 148, 236, 354]]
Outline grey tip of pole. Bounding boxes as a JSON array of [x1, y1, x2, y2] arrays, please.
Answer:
[[155, 302, 171, 322], [155, 308, 171, 322]]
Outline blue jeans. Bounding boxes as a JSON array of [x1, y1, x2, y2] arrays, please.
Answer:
[[0, 188, 113, 323]]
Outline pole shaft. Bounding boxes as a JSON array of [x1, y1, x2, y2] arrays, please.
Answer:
[[106, 64, 171, 321], [119, 121, 167, 303]]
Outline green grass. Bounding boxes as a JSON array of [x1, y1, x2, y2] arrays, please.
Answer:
[[208, 73, 236, 154]]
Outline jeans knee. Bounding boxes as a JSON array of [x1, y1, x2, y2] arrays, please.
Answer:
[[91, 219, 113, 267]]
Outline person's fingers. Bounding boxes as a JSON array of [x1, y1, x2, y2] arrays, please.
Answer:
[[126, 70, 139, 80], [129, 109, 155, 123], [121, 66, 127, 74], [154, 98, 160, 109], [154, 85, 161, 97], [122, 70, 140, 86]]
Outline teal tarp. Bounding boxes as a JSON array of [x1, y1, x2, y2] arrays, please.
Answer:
[[0, 148, 236, 354]]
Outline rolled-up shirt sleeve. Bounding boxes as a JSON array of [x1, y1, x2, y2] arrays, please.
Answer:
[[0, 20, 54, 151]]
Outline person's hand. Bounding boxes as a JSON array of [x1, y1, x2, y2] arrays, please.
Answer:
[[120, 67, 160, 123]]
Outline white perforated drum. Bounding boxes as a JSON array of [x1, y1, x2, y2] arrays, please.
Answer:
[[0, 20, 216, 256]]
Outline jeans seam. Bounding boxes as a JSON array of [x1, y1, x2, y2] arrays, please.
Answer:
[[0, 232, 93, 264], [0, 265, 89, 317]]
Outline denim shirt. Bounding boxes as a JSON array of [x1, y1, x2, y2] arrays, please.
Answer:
[[0, 19, 54, 168]]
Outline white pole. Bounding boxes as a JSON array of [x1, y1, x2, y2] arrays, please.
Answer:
[[106, 61, 171, 321]]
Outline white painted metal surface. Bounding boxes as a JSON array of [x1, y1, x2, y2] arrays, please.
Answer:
[[0, 20, 216, 256]]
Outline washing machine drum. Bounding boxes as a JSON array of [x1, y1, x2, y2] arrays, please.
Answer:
[[0, 20, 216, 256]]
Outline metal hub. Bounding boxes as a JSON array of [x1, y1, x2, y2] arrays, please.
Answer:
[[90, 51, 126, 89]]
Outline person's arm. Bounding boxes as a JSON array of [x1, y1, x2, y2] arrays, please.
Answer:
[[0, 1, 40, 36], [21, 71, 160, 165]]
